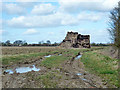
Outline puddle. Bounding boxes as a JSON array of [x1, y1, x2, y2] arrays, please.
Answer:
[[58, 54, 62, 56], [76, 73, 82, 76], [4, 65, 40, 74], [16, 65, 40, 73], [44, 55, 52, 58], [5, 69, 14, 74], [81, 78, 95, 87], [75, 55, 82, 60], [82, 78, 87, 81], [81, 78, 90, 82]]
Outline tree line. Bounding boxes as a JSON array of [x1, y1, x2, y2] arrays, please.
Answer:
[[90, 43, 111, 46], [1, 40, 112, 47], [0, 40, 60, 46]]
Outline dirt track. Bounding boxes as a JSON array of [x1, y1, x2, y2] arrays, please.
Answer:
[[59, 53, 107, 88], [2, 52, 108, 88]]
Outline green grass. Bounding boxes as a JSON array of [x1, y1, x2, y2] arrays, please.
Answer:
[[40, 55, 71, 68], [36, 71, 62, 88], [40, 49, 84, 68], [2, 49, 79, 66], [2, 51, 60, 65], [2, 46, 105, 66], [81, 51, 118, 87], [2, 52, 46, 65]]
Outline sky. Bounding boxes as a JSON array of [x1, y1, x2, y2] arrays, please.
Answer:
[[1, 0, 120, 44]]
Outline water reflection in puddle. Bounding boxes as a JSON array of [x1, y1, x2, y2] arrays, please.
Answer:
[[44, 55, 52, 58], [81, 78, 90, 82], [76, 73, 82, 76], [59, 54, 62, 56], [82, 78, 87, 81], [5, 69, 14, 74], [75, 55, 82, 60], [5, 65, 40, 74], [16, 65, 40, 73]]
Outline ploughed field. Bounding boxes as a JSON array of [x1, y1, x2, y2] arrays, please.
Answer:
[[1, 46, 118, 88]]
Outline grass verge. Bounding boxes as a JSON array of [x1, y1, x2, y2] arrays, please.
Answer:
[[81, 51, 118, 87]]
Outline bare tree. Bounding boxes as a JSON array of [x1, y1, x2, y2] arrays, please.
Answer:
[[108, 1, 120, 87], [108, 1, 120, 58]]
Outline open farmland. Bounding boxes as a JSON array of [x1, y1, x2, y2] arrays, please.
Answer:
[[1, 46, 118, 88]]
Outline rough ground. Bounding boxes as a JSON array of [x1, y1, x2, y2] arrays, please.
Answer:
[[2, 51, 108, 88], [58, 53, 107, 88], [98, 46, 118, 59]]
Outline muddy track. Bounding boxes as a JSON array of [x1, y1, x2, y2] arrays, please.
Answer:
[[2, 57, 47, 88], [2, 52, 63, 88], [60, 52, 107, 88], [2, 51, 108, 88]]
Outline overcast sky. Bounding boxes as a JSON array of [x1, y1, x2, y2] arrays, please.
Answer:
[[1, 0, 119, 44]]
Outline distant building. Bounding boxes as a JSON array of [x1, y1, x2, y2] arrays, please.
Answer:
[[60, 31, 90, 48]]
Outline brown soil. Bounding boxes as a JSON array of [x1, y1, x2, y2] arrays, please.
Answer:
[[58, 54, 107, 88], [2, 52, 108, 88]]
